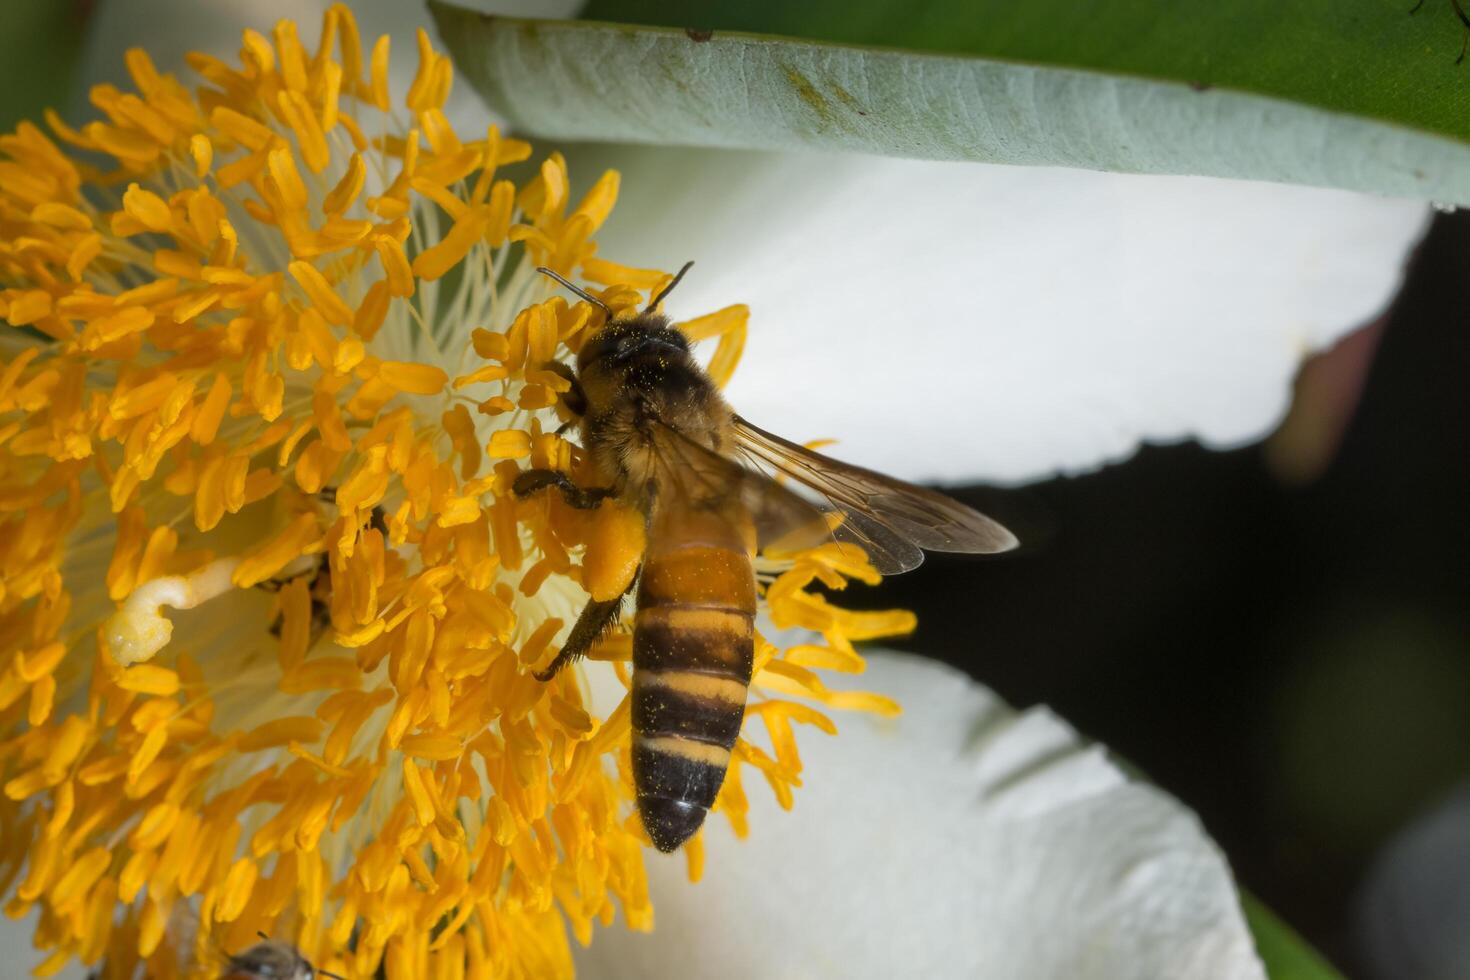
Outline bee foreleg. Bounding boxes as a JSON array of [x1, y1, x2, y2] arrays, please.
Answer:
[[513, 469, 614, 510], [534, 573, 638, 681], [541, 360, 588, 417]]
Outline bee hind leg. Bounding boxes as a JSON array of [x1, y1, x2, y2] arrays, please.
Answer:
[[513, 469, 614, 510], [534, 574, 638, 681]]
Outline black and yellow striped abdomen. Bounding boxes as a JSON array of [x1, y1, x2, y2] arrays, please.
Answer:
[[631, 510, 755, 852]]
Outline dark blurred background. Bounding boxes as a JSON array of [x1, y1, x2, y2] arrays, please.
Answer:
[[854, 212, 1470, 978]]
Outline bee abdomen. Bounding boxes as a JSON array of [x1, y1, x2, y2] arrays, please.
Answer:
[[632, 670, 747, 744], [632, 545, 755, 852]]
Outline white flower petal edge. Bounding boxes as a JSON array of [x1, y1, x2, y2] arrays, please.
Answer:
[[577, 651, 1265, 980], [575, 143, 1431, 484]]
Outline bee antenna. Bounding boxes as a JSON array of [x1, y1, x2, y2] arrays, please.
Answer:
[[535, 267, 613, 317], [257, 931, 271, 942], [645, 260, 694, 313]]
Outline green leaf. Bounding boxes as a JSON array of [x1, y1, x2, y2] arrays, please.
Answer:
[[0, 0, 85, 132], [429, 1, 1470, 204], [1243, 893, 1346, 980], [582, 0, 1470, 145]]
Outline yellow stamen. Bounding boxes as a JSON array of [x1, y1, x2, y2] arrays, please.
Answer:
[[0, 11, 909, 977]]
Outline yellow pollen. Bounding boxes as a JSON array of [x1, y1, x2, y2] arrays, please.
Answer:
[[0, 9, 909, 978]]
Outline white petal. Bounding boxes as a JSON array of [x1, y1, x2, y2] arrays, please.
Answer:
[[578, 144, 1429, 484], [0, 911, 76, 979], [577, 651, 1263, 980]]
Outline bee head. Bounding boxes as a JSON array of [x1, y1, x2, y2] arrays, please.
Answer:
[[229, 935, 346, 980], [535, 263, 696, 373], [227, 939, 310, 978], [576, 316, 691, 373]]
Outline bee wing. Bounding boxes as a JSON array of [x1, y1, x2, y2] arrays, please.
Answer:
[[646, 418, 837, 556], [732, 415, 1018, 568]]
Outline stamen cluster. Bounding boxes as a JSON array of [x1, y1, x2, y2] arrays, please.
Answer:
[[0, 8, 911, 977]]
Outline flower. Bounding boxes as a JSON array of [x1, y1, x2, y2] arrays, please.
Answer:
[[578, 652, 1267, 980], [0, 3, 1429, 978], [0, 9, 909, 976]]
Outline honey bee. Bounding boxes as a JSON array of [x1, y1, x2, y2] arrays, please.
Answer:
[[218, 934, 344, 979], [515, 263, 1017, 852]]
